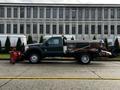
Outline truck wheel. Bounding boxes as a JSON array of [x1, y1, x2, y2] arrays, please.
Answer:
[[80, 54, 91, 64], [29, 53, 40, 64]]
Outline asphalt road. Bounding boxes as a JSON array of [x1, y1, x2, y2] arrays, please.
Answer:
[[0, 60, 120, 90]]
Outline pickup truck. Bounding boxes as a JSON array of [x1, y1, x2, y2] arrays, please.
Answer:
[[23, 36, 112, 64]]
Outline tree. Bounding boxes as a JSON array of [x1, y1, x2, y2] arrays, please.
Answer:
[[39, 35, 44, 43], [104, 38, 108, 50], [0, 40, 1, 53], [114, 38, 120, 50], [93, 36, 96, 40], [16, 37, 22, 51], [5, 36, 11, 53], [27, 35, 33, 44]]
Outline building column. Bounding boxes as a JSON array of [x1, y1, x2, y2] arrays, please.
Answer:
[[102, 23, 104, 38], [89, 23, 91, 39], [18, 7, 20, 19], [115, 22, 117, 36], [82, 23, 85, 39], [18, 23, 20, 34], [5, 7, 7, 19], [63, 23, 65, 35], [24, 23, 26, 35], [4, 23, 6, 34], [50, 23, 52, 35], [95, 8, 97, 21], [11, 23, 13, 34], [108, 8, 111, 36], [37, 23, 39, 42], [37, 7, 39, 19], [96, 23, 98, 39], [24, 7, 27, 19], [69, 23, 72, 35], [57, 22, 59, 35], [44, 22, 46, 35]]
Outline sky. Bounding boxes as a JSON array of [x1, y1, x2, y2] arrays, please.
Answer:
[[0, 0, 120, 4]]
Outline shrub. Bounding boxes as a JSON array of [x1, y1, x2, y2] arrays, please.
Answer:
[[5, 36, 11, 53], [104, 38, 108, 50], [27, 35, 33, 44], [39, 35, 44, 43], [93, 36, 96, 40], [16, 37, 22, 51], [114, 38, 120, 49]]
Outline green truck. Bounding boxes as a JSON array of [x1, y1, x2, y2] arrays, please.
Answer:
[[23, 36, 111, 64]]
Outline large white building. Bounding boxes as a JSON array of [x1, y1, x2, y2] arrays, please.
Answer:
[[0, 3, 120, 41]]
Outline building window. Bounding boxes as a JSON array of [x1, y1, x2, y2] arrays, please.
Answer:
[[0, 7, 4, 18], [65, 25, 69, 34], [20, 24, 24, 34], [111, 8, 115, 19], [33, 24, 37, 34], [13, 24, 17, 34], [110, 8, 115, 19], [46, 8, 51, 18], [59, 8, 63, 18], [65, 8, 70, 21], [98, 25, 101, 34], [33, 7, 38, 18], [98, 8, 102, 20], [91, 8, 95, 20], [59, 24, 63, 34], [111, 25, 114, 34], [46, 24, 50, 34], [20, 7, 24, 18], [104, 25, 108, 34], [117, 25, 120, 34], [72, 25, 76, 34], [7, 8, 11, 18], [72, 8, 77, 20], [13, 8, 18, 18], [26, 24, 31, 34], [7, 24, 11, 34], [39, 7, 44, 18], [117, 8, 120, 19], [104, 8, 108, 19], [78, 8, 82, 21], [53, 25, 57, 34], [91, 25, 95, 34], [53, 8, 57, 18], [85, 25, 89, 34], [78, 25, 82, 34], [27, 7, 31, 18], [85, 8, 89, 20], [0, 24, 4, 33], [39, 24, 43, 34]]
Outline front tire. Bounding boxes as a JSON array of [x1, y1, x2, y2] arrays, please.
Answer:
[[29, 53, 40, 64], [79, 54, 91, 64]]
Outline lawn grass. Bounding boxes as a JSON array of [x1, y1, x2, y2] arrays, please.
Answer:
[[0, 54, 10, 59]]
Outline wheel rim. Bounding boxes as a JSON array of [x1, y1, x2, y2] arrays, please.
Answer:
[[30, 54, 39, 63], [81, 55, 90, 64]]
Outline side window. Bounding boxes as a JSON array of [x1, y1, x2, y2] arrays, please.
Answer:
[[48, 38, 60, 45]]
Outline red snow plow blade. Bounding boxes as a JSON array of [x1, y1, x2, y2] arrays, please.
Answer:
[[9, 51, 22, 64]]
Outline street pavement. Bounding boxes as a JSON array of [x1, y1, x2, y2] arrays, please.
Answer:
[[0, 60, 119, 90]]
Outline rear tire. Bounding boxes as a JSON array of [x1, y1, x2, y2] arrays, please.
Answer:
[[79, 54, 91, 64], [29, 53, 40, 64]]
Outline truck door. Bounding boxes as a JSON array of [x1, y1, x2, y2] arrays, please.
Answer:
[[44, 37, 63, 56]]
